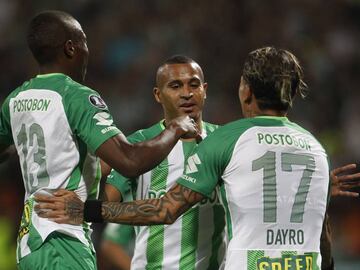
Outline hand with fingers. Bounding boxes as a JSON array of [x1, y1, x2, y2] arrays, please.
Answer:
[[34, 189, 84, 225], [168, 115, 201, 141], [330, 163, 360, 197]]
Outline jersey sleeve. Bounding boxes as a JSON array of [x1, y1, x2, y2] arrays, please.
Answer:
[[177, 129, 235, 198], [106, 130, 146, 199], [106, 169, 134, 201], [0, 97, 14, 145], [64, 85, 121, 153]]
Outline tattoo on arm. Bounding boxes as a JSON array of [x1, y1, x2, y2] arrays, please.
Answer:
[[102, 184, 204, 225]]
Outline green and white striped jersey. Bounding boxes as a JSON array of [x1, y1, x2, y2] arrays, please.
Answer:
[[0, 73, 121, 262], [107, 121, 226, 270], [178, 116, 330, 270]]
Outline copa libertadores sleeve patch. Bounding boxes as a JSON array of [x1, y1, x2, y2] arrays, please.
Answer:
[[88, 94, 108, 109]]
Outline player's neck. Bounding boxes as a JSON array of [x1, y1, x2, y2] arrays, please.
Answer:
[[38, 64, 82, 83], [251, 109, 286, 118], [244, 102, 287, 118]]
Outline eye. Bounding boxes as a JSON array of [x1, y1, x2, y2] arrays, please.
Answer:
[[169, 83, 180, 89]]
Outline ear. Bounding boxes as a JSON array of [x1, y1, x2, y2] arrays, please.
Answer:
[[64, 40, 75, 58], [203, 82, 208, 99], [243, 83, 253, 104], [153, 87, 162, 104]]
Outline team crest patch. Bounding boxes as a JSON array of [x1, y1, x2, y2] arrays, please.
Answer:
[[89, 95, 108, 109]]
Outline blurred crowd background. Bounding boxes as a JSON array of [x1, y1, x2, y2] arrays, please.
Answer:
[[0, 0, 359, 269]]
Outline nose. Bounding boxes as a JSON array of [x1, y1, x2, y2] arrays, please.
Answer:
[[180, 86, 194, 99]]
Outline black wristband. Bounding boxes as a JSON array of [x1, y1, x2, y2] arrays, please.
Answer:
[[84, 200, 103, 223]]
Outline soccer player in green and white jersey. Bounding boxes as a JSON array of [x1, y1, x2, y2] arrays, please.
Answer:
[[35, 48, 360, 270], [97, 47, 329, 269], [101, 56, 225, 270], [0, 11, 198, 270]]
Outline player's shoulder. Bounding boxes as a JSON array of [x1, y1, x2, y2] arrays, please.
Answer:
[[196, 119, 249, 152], [63, 76, 99, 98], [58, 76, 110, 111], [200, 117, 290, 149], [2, 78, 32, 103], [127, 121, 164, 143], [207, 118, 257, 139]]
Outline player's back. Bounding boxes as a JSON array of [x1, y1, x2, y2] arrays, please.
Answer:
[[219, 116, 329, 269], [1, 73, 120, 262]]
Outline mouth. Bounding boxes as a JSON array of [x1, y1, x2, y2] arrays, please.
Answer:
[[179, 103, 197, 113], [179, 102, 196, 109]]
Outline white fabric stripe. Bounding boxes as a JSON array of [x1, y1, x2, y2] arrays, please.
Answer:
[[131, 162, 156, 269], [131, 226, 150, 270], [163, 142, 184, 270], [18, 234, 30, 263]]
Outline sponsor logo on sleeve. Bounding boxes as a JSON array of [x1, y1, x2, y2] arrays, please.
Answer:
[[89, 94, 108, 109], [93, 112, 113, 126], [185, 153, 201, 174]]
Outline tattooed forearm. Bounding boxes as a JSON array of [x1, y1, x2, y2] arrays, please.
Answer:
[[102, 184, 204, 225]]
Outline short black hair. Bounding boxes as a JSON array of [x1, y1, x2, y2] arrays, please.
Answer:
[[242, 47, 307, 111], [163, 55, 195, 65], [27, 10, 82, 65], [156, 55, 205, 86]]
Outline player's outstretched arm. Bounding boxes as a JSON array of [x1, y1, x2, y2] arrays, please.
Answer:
[[96, 115, 199, 178], [34, 184, 204, 225], [330, 163, 360, 197]]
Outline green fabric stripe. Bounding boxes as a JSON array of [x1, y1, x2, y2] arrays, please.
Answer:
[[66, 167, 81, 190], [150, 159, 169, 190], [145, 158, 169, 270], [27, 199, 43, 252], [179, 141, 199, 269], [219, 185, 232, 240], [83, 223, 95, 252], [87, 160, 102, 199], [18, 231, 96, 270], [180, 207, 199, 270], [311, 252, 320, 270], [247, 250, 265, 270], [146, 226, 165, 270], [207, 205, 225, 270], [66, 140, 87, 190]]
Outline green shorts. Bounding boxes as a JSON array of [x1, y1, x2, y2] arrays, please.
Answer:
[[17, 232, 96, 270]]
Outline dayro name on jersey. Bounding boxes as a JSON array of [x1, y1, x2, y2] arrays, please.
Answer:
[[257, 132, 311, 151], [267, 229, 304, 245], [13, 98, 51, 112]]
